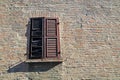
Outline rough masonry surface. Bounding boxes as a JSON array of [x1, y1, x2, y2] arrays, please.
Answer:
[[0, 0, 120, 80]]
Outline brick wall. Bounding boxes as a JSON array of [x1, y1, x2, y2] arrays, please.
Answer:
[[0, 0, 120, 80]]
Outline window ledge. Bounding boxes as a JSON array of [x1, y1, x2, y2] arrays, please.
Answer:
[[25, 58, 63, 63]]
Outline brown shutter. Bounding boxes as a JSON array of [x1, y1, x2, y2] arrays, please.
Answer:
[[44, 18, 60, 58]]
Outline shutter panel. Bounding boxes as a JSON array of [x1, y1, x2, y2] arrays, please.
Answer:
[[46, 38, 57, 57], [44, 18, 60, 58], [47, 19, 57, 36]]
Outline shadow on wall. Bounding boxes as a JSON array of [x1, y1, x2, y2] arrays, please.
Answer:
[[8, 62, 61, 72], [8, 19, 61, 73]]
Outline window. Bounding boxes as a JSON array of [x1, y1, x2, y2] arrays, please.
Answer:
[[28, 17, 61, 61]]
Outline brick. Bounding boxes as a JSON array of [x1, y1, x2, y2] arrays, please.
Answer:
[[0, 0, 120, 80]]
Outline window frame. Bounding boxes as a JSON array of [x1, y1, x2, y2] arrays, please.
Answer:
[[27, 17, 62, 62]]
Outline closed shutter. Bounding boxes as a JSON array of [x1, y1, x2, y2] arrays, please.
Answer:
[[44, 18, 60, 58]]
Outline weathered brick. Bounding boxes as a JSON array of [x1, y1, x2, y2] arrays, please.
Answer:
[[0, 0, 120, 80]]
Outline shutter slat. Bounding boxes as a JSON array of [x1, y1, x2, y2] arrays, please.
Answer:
[[47, 49, 56, 52], [47, 44, 56, 46]]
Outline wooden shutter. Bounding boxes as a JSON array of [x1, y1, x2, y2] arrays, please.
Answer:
[[44, 18, 60, 58]]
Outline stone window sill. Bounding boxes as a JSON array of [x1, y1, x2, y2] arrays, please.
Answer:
[[25, 58, 63, 63]]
